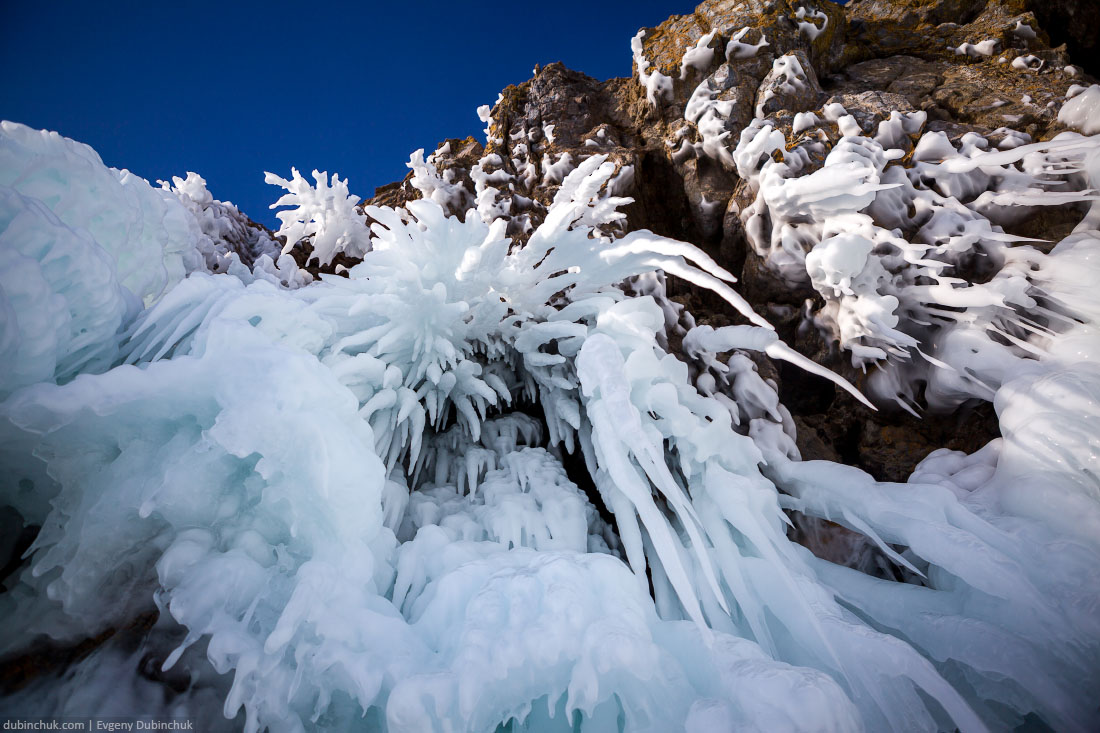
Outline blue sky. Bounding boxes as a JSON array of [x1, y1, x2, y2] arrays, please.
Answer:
[[1, 0, 698, 227]]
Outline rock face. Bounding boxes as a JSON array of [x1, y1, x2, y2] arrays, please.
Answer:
[[349, 0, 1093, 483]]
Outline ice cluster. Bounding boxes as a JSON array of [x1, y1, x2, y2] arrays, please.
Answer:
[[2, 80, 1100, 733], [265, 168, 370, 268], [160, 173, 310, 289], [730, 100, 1100, 418]]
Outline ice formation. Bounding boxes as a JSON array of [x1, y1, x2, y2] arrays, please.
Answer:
[[952, 39, 999, 58], [725, 26, 769, 61], [407, 146, 475, 215], [3, 21, 1100, 732], [0, 121, 204, 305], [631, 31, 674, 107], [161, 173, 310, 289], [794, 5, 828, 41], [1059, 84, 1100, 135], [264, 167, 370, 266]]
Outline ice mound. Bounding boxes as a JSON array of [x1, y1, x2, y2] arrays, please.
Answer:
[[0, 123, 311, 398], [3, 88, 1100, 733], [0, 186, 133, 397], [0, 319, 410, 730], [1059, 84, 1100, 135], [0, 121, 204, 304]]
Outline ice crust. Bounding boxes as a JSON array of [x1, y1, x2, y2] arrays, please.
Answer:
[[730, 109, 1100, 416], [3, 76, 1100, 733]]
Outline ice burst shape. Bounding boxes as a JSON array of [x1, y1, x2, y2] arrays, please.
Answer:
[[264, 167, 370, 266], [314, 154, 777, 470]]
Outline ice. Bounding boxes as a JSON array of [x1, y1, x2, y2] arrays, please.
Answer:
[[160, 172, 292, 279], [772, 359, 1100, 729], [0, 121, 297, 398], [1012, 20, 1037, 39], [685, 72, 738, 167], [4, 79, 1100, 733], [265, 167, 370, 266], [793, 111, 819, 134], [794, 5, 828, 41], [725, 27, 768, 61], [631, 31, 673, 106], [730, 97, 1100, 411], [755, 53, 810, 118], [1059, 84, 1100, 135], [683, 323, 873, 408], [952, 39, 999, 57], [873, 110, 926, 150], [0, 319, 422, 731], [822, 102, 847, 121], [1011, 54, 1042, 71], [0, 187, 132, 398], [0, 121, 204, 303], [407, 146, 475, 216], [679, 31, 717, 80]]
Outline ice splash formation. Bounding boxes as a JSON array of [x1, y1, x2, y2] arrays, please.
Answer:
[[3, 9, 1100, 733]]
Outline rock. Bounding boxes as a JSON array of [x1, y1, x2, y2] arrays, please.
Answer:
[[1024, 0, 1100, 75], [755, 50, 825, 118], [832, 55, 944, 107], [824, 90, 918, 132], [368, 136, 484, 215]]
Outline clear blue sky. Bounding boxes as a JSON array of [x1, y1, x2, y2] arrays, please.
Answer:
[[1, 0, 700, 228]]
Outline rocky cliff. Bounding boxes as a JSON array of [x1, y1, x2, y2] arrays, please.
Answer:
[[335, 0, 1092, 483]]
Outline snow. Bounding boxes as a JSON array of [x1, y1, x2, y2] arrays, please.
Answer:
[[4, 52, 1100, 732]]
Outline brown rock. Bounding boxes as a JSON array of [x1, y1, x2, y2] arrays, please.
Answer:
[[756, 49, 825, 118]]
